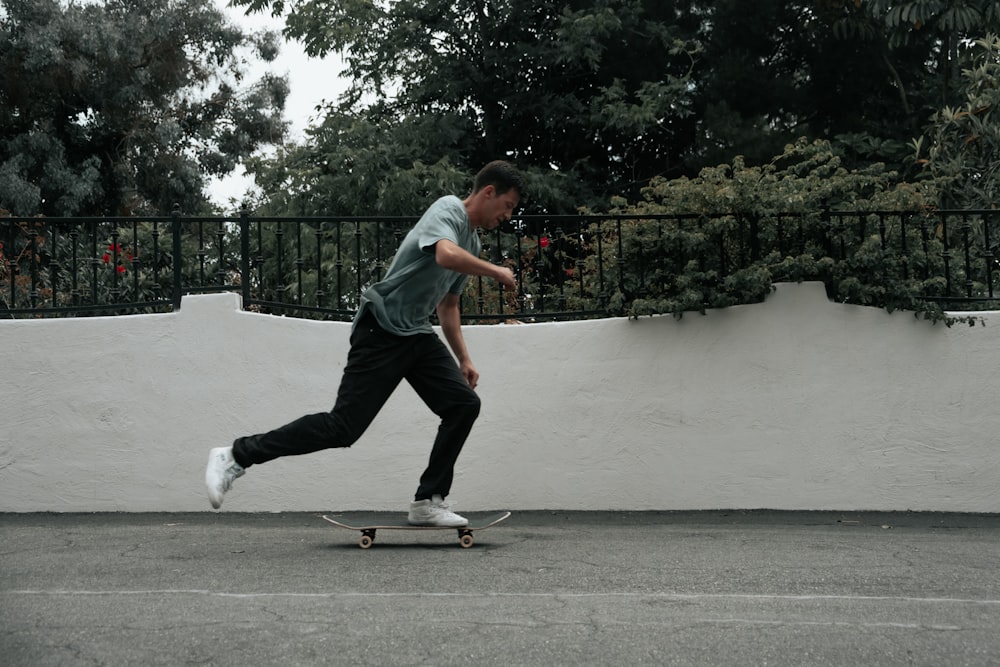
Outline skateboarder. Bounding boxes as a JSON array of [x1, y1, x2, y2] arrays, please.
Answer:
[[205, 161, 524, 527]]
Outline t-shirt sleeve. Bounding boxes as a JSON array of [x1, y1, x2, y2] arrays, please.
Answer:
[[449, 273, 470, 295], [416, 199, 465, 253]]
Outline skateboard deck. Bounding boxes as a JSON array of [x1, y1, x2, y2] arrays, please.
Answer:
[[321, 511, 511, 549]]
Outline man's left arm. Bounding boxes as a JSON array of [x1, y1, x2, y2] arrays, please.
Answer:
[[437, 293, 478, 390]]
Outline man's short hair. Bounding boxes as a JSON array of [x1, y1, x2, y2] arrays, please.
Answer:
[[473, 160, 525, 198]]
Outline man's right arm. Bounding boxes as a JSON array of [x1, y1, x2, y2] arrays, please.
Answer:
[[434, 239, 515, 289]]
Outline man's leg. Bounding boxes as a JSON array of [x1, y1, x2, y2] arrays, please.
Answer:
[[234, 315, 411, 467], [405, 334, 482, 501], [207, 316, 412, 509]]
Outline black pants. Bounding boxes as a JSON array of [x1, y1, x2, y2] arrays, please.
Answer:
[[232, 313, 481, 501]]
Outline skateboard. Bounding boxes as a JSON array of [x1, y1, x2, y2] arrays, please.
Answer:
[[321, 511, 511, 549]]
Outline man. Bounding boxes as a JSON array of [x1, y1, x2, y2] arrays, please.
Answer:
[[205, 160, 524, 526]]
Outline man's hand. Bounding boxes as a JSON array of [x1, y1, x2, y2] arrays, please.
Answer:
[[460, 359, 480, 390], [494, 266, 515, 289], [438, 293, 478, 390]]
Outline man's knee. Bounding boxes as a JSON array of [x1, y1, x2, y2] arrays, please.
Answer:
[[320, 410, 364, 448], [460, 392, 481, 419]]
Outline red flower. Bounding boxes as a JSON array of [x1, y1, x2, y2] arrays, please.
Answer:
[[108, 243, 121, 253], [102, 253, 111, 264], [539, 236, 550, 248], [116, 265, 126, 274]]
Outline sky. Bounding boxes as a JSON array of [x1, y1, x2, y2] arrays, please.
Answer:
[[207, 1, 348, 208]]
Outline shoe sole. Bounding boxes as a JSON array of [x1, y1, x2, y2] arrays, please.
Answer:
[[407, 520, 469, 528]]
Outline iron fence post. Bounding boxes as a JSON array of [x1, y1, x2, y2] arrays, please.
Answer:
[[27, 226, 38, 308], [239, 206, 251, 308], [172, 204, 182, 310]]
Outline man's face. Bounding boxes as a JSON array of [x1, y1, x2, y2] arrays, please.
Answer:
[[481, 186, 520, 230]]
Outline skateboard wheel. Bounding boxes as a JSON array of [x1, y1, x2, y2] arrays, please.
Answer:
[[359, 535, 374, 549], [459, 533, 474, 548]]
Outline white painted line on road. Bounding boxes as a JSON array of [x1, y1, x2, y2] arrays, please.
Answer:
[[4, 590, 1000, 606]]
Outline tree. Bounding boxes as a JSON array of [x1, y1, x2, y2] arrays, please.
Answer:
[[825, 0, 1000, 171], [243, 102, 476, 216], [231, 0, 1000, 218], [232, 0, 700, 213], [0, 0, 289, 216], [686, 1, 908, 170], [913, 33, 1000, 208]]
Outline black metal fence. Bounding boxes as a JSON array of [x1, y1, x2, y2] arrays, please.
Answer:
[[3, 208, 999, 321]]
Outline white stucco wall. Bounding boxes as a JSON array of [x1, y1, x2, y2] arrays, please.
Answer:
[[2, 282, 997, 513]]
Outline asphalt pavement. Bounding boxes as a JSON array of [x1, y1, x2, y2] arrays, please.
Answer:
[[2, 510, 999, 666]]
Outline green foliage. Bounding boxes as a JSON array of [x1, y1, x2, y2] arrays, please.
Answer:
[[0, 0, 288, 216], [852, 0, 1000, 47], [828, 0, 1000, 139], [232, 0, 700, 212], [913, 33, 1000, 207], [225, 0, 1000, 215], [599, 139, 987, 324], [244, 106, 473, 216]]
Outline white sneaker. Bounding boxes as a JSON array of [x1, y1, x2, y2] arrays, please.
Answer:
[[205, 446, 245, 509], [408, 495, 468, 527]]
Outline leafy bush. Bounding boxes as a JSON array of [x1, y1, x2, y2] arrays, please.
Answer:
[[594, 139, 987, 324]]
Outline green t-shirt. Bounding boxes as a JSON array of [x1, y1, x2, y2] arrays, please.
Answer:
[[355, 195, 481, 335]]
